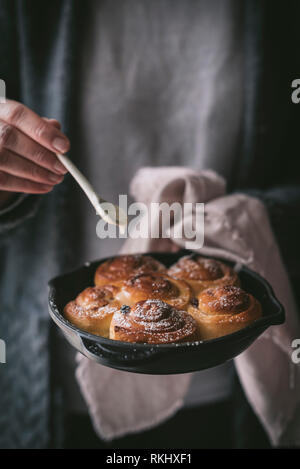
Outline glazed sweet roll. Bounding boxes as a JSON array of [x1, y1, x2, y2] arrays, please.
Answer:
[[110, 299, 197, 344], [188, 285, 262, 340], [64, 285, 120, 337], [168, 254, 239, 295], [94, 254, 165, 287], [116, 272, 191, 310]]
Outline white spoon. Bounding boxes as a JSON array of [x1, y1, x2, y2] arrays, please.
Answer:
[[56, 153, 127, 232]]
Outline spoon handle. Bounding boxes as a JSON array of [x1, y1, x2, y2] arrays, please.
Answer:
[[56, 153, 99, 209], [56, 153, 127, 230]]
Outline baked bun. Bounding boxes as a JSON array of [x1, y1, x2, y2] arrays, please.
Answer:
[[168, 254, 239, 294], [116, 272, 191, 310], [64, 285, 120, 337], [188, 285, 262, 340], [94, 254, 165, 287], [110, 299, 197, 344]]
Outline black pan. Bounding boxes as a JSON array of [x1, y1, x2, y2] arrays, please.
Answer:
[[48, 251, 285, 374]]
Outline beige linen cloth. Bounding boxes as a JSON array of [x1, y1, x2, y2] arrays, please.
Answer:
[[76, 167, 300, 446]]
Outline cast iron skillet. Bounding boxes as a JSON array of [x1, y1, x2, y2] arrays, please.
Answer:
[[48, 251, 285, 374]]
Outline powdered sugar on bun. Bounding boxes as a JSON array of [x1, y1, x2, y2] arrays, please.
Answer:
[[110, 299, 197, 344], [94, 254, 165, 287], [168, 254, 239, 294]]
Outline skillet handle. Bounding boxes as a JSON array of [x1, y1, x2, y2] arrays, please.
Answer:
[[80, 337, 163, 366]]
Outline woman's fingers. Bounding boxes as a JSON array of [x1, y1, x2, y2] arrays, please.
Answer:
[[0, 100, 70, 154], [42, 117, 61, 129], [0, 118, 67, 175], [0, 171, 54, 193], [0, 149, 64, 185], [0, 100, 69, 195]]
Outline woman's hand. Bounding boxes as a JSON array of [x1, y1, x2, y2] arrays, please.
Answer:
[[0, 100, 70, 207]]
